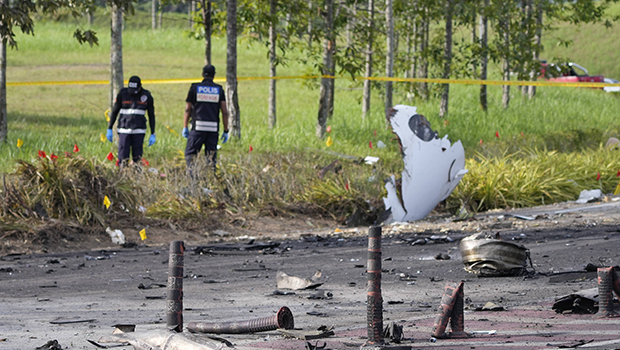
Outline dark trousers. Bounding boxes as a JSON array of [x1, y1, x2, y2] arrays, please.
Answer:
[[118, 133, 145, 164], [184, 130, 218, 169]]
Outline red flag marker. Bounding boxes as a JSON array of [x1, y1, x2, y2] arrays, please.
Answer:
[[369, 141, 373, 149], [73, 144, 79, 153], [373, 129, 377, 137], [597, 172, 601, 181], [617, 170, 620, 177], [520, 132, 524, 137], [479, 139, 483, 146], [249, 145, 253, 153], [50, 153, 58, 161], [64, 151, 72, 158], [495, 131, 500, 138], [345, 182, 349, 191], [444, 120, 449, 127], [38, 150, 46, 158], [106, 152, 114, 161], [141, 158, 150, 167], [326, 126, 332, 133]]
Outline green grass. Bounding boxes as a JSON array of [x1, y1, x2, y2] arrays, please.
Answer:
[[4, 12, 620, 222]]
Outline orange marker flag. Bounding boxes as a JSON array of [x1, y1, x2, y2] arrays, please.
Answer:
[[326, 125, 332, 133], [73, 144, 79, 153], [16, 139, 23, 148]]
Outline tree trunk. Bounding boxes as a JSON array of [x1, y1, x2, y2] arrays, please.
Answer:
[[528, 0, 542, 99], [417, 7, 429, 100], [201, 0, 212, 64], [307, 0, 313, 48], [0, 40, 6, 144], [268, 0, 277, 128], [188, 0, 194, 29], [471, 13, 477, 78], [152, 0, 157, 30], [158, 6, 163, 28], [110, 3, 124, 111], [501, 10, 510, 109], [479, 0, 488, 111], [521, 0, 532, 96], [439, 0, 453, 118], [385, 0, 394, 110], [226, 0, 241, 139], [316, 0, 334, 138], [362, 0, 374, 119]]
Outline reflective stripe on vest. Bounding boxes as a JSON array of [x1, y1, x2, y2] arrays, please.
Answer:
[[117, 128, 147, 134], [195, 120, 218, 132], [120, 108, 146, 115]]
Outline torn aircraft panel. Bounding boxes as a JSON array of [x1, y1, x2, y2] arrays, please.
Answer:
[[383, 105, 468, 222]]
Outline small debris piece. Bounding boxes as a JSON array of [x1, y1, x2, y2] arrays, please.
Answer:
[[138, 283, 166, 289], [280, 326, 335, 340], [308, 290, 333, 300], [271, 290, 296, 296], [195, 242, 280, 254], [106, 227, 125, 245], [576, 189, 602, 204], [383, 321, 404, 343], [552, 288, 598, 314], [506, 214, 535, 221], [50, 318, 96, 324], [475, 302, 505, 311], [204, 279, 228, 284], [305, 341, 327, 350], [36, 340, 63, 350], [87, 339, 129, 348], [306, 311, 328, 317], [98, 330, 221, 349], [434, 253, 450, 260], [276, 270, 323, 290]]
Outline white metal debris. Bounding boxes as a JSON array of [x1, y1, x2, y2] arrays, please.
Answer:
[[383, 105, 468, 222]]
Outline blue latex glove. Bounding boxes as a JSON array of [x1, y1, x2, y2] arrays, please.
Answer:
[[148, 134, 156, 147], [106, 129, 113, 143], [182, 127, 189, 138], [221, 132, 229, 144]]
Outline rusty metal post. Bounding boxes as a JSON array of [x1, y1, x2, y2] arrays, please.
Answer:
[[186, 306, 294, 334], [612, 268, 620, 298], [597, 267, 618, 318], [366, 226, 384, 346], [449, 282, 467, 338], [432, 281, 460, 338], [167, 240, 185, 332]]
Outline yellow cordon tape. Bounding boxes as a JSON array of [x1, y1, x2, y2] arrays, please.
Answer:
[[6, 75, 620, 89]]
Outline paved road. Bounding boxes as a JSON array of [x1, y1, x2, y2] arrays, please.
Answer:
[[2, 201, 620, 349]]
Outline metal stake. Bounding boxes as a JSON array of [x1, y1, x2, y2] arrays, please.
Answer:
[[167, 240, 185, 332]]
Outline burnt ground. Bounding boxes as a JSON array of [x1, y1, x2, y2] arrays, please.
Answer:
[[1, 200, 620, 350]]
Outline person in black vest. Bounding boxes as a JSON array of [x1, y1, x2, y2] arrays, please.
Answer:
[[182, 64, 229, 169], [106, 76, 156, 165]]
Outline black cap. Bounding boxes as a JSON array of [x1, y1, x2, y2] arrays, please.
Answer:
[[202, 65, 216, 78], [128, 76, 141, 94]]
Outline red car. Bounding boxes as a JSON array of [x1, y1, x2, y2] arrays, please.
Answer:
[[540, 61, 604, 83]]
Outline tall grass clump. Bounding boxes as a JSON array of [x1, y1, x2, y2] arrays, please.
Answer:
[[451, 147, 620, 212], [2, 155, 141, 226]]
